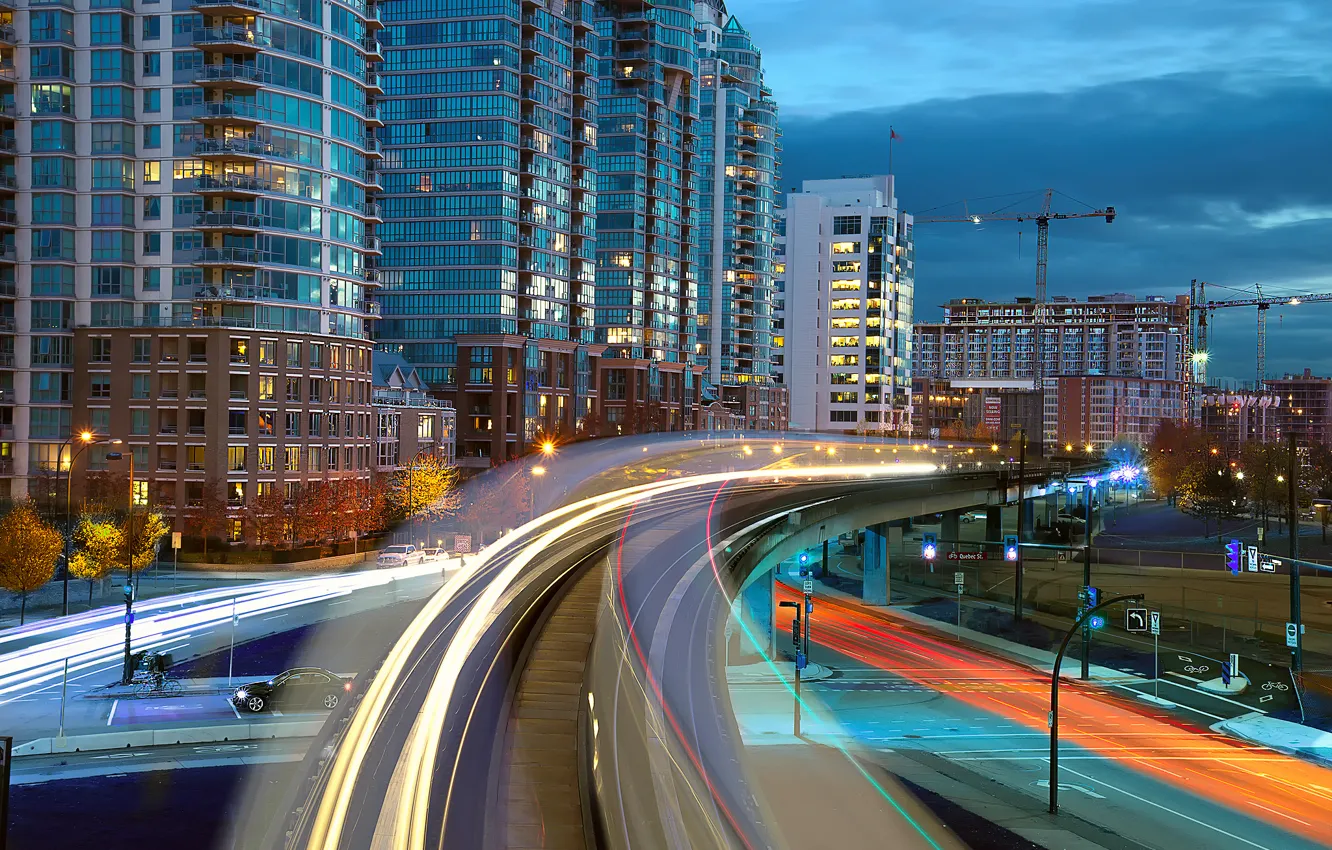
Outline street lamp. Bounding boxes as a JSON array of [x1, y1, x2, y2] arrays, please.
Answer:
[[540, 440, 556, 458], [60, 432, 117, 616]]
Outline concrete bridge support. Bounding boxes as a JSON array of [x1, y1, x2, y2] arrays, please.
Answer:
[[985, 505, 1003, 556], [940, 510, 962, 556], [863, 522, 891, 606], [738, 567, 774, 658]]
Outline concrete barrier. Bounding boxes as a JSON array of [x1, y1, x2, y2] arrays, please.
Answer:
[[14, 719, 325, 757]]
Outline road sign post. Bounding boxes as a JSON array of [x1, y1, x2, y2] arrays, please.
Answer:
[[0, 735, 11, 850], [171, 530, 181, 586], [1049, 592, 1144, 815], [954, 571, 965, 638], [1286, 622, 1299, 648], [1150, 611, 1161, 699], [1080, 585, 1099, 680]]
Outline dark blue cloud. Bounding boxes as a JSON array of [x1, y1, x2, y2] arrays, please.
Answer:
[[776, 73, 1332, 381]]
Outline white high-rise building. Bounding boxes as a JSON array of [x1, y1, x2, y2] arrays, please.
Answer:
[[776, 176, 914, 433]]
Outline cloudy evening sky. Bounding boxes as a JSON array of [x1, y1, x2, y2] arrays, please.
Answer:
[[726, 0, 1332, 383]]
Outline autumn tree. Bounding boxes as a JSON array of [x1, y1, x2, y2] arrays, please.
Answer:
[[121, 511, 169, 581], [389, 453, 461, 523], [0, 504, 64, 623], [68, 517, 123, 606], [245, 485, 289, 548], [290, 480, 341, 544], [1240, 441, 1289, 531], [345, 476, 389, 540], [184, 477, 231, 558], [1147, 420, 1204, 504]]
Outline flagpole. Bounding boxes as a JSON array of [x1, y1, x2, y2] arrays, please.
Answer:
[[888, 125, 894, 176]]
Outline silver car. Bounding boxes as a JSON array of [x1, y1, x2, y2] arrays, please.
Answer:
[[377, 544, 421, 567]]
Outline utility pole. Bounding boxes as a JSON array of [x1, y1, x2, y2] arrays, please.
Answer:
[[1289, 431, 1303, 671], [1014, 427, 1026, 620], [1050, 592, 1143, 814], [120, 582, 134, 684], [779, 600, 802, 736], [1082, 479, 1095, 679]]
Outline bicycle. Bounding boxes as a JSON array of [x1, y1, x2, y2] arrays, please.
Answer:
[[132, 670, 183, 697]]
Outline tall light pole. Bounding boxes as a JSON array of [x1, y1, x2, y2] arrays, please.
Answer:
[[106, 447, 136, 684], [61, 431, 111, 616], [1288, 430, 1302, 672], [1014, 426, 1027, 621]]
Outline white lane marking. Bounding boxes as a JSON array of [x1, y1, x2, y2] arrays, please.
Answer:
[[230, 700, 243, 719], [262, 614, 287, 622], [1058, 764, 1275, 850], [106, 699, 118, 726]]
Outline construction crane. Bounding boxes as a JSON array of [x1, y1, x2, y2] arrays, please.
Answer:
[[914, 188, 1116, 305], [915, 188, 1116, 388], [1188, 279, 1332, 392]]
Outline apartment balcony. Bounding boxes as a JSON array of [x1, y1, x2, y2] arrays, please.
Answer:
[[364, 168, 383, 190], [193, 136, 270, 160], [362, 137, 383, 158], [363, 235, 382, 255], [194, 63, 265, 90], [195, 247, 273, 269], [364, 202, 383, 222], [195, 210, 265, 232], [0, 173, 15, 193], [364, 104, 383, 127], [193, 26, 270, 51], [197, 100, 264, 126], [360, 300, 381, 317], [0, 245, 15, 263], [195, 173, 315, 199], [0, 134, 13, 154], [0, 23, 12, 44], [362, 34, 384, 61], [365, 72, 383, 94], [364, 3, 383, 30]]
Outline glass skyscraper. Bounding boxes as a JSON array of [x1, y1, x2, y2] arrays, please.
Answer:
[[592, 0, 700, 432], [693, 4, 779, 390], [1, 0, 386, 514], [375, 0, 602, 465]]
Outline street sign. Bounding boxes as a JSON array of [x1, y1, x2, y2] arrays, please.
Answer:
[[1149, 611, 1161, 636], [1247, 545, 1259, 572], [953, 571, 964, 587], [171, 531, 182, 550], [1287, 622, 1299, 648], [1257, 526, 1265, 543], [453, 534, 472, 554], [1057, 551, 1068, 563], [796, 651, 807, 670], [1126, 608, 1148, 632], [1261, 556, 1281, 574], [124, 611, 134, 625], [802, 580, 814, 594]]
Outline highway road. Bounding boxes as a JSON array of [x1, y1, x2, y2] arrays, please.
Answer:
[[761, 585, 1332, 850], [286, 448, 1007, 850]]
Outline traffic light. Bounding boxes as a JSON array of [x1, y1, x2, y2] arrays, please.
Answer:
[[1003, 535, 1019, 562], [797, 551, 811, 576], [921, 532, 937, 561], [791, 616, 801, 647], [1225, 539, 1241, 575], [1086, 586, 1099, 608]]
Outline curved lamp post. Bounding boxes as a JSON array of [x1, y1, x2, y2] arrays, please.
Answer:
[[60, 432, 118, 616]]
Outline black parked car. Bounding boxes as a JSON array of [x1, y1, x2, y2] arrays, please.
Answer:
[[231, 667, 353, 713]]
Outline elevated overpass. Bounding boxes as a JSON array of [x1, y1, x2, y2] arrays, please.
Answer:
[[262, 446, 1080, 850]]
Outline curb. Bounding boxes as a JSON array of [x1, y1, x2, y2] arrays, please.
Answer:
[[13, 719, 325, 757]]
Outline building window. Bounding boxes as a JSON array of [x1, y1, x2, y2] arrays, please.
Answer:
[[258, 376, 275, 401], [132, 338, 151, 362], [285, 412, 300, 437], [90, 337, 112, 363], [286, 341, 301, 367], [418, 415, 435, 440], [829, 410, 858, 422], [143, 161, 161, 183], [285, 446, 300, 471], [286, 377, 300, 402], [258, 339, 275, 365], [90, 374, 112, 398], [143, 52, 161, 76], [131, 374, 150, 398], [143, 88, 161, 113], [229, 337, 248, 363], [141, 15, 161, 40], [131, 409, 149, 435], [830, 391, 858, 404], [143, 268, 161, 291], [228, 446, 247, 471], [257, 411, 274, 436], [831, 241, 861, 255], [143, 232, 161, 255], [832, 216, 862, 236], [257, 446, 274, 471], [143, 124, 161, 149]]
